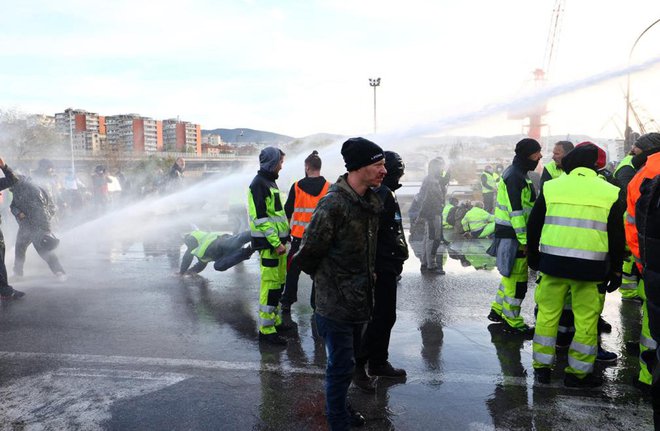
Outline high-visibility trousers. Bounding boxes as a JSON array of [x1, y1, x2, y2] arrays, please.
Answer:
[[556, 288, 605, 342], [258, 248, 286, 335], [533, 274, 600, 377], [638, 279, 656, 384], [491, 249, 528, 329], [620, 254, 640, 299]]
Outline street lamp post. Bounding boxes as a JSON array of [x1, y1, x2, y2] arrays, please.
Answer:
[[624, 17, 660, 153], [369, 77, 381, 134], [68, 109, 75, 174]]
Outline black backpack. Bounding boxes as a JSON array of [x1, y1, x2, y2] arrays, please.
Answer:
[[637, 175, 660, 272]]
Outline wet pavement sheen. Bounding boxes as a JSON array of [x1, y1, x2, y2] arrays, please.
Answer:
[[0, 237, 653, 430]]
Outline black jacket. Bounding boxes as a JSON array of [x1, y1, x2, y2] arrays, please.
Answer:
[[374, 185, 409, 275], [637, 176, 660, 273], [10, 178, 55, 232]]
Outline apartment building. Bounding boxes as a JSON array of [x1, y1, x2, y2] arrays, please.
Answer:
[[55, 108, 105, 152], [162, 119, 201, 154], [105, 114, 163, 153]]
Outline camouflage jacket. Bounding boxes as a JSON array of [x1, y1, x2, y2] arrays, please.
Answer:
[[294, 174, 383, 323]]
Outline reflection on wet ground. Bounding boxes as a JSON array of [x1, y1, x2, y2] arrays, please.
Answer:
[[0, 233, 654, 429]]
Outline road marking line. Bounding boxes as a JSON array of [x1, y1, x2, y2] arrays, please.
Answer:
[[0, 350, 326, 376]]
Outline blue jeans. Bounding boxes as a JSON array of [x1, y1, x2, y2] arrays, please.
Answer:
[[315, 313, 364, 431]]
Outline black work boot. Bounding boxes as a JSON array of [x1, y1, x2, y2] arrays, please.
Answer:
[[534, 368, 551, 384], [368, 361, 407, 379], [564, 373, 602, 389], [487, 309, 503, 323]]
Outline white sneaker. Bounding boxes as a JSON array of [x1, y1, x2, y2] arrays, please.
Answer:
[[55, 272, 68, 282]]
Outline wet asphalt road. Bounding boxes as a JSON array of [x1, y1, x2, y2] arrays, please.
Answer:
[[0, 234, 654, 430]]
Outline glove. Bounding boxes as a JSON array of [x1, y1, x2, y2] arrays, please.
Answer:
[[603, 272, 622, 293]]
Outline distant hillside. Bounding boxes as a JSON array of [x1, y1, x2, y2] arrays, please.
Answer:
[[202, 128, 294, 145]]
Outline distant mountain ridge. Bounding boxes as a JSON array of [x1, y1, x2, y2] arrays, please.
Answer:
[[202, 128, 294, 145]]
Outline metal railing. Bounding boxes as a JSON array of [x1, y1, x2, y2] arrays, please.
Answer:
[[67, 149, 255, 161]]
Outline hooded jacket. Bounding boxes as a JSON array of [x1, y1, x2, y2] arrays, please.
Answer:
[[247, 158, 289, 250], [10, 177, 55, 232], [294, 174, 383, 323]]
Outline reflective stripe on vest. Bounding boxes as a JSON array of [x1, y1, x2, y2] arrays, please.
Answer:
[[248, 184, 290, 245], [462, 207, 493, 233], [189, 230, 221, 262], [494, 173, 535, 242], [540, 167, 619, 262], [290, 180, 330, 238]]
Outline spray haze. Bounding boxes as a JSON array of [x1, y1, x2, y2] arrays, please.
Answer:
[[3, 56, 659, 280]]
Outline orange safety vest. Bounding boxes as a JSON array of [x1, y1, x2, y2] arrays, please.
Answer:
[[290, 180, 330, 238], [626, 152, 660, 271]]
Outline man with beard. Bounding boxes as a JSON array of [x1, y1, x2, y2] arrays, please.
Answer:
[[295, 137, 386, 431], [540, 140, 574, 192]]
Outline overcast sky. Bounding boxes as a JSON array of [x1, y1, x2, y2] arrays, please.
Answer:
[[1, 0, 659, 140]]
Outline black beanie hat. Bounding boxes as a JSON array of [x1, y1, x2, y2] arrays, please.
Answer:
[[561, 143, 599, 174], [341, 137, 384, 171], [514, 138, 542, 158], [633, 133, 660, 152]]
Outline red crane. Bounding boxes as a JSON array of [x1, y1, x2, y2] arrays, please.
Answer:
[[519, 0, 565, 140]]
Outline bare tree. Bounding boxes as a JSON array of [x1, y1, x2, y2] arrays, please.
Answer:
[[0, 109, 65, 162]]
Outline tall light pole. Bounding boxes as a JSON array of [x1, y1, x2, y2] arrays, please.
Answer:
[[68, 109, 75, 174], [369, 77, 381, 134], [624, 18, 660, 152]]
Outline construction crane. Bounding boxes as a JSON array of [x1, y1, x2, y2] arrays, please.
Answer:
[[515, 0, 566, 140]]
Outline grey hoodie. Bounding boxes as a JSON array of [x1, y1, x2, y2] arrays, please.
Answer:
[[259, 147, 283, 173]]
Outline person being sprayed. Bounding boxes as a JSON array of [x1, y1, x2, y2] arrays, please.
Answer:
[[10, 174, 66, 281], [0, 156, 23, 300], [179, 230, 254, 275]]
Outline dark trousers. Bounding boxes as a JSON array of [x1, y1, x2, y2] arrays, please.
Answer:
[[281, 237, 302, 306], [315, 313, 365, 431], [14, 225, 64, 276], [644, 269, 660, 428], [0, 227, 11, 295], [483, 192, 494, 214], [357, 270, 398, 367]]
